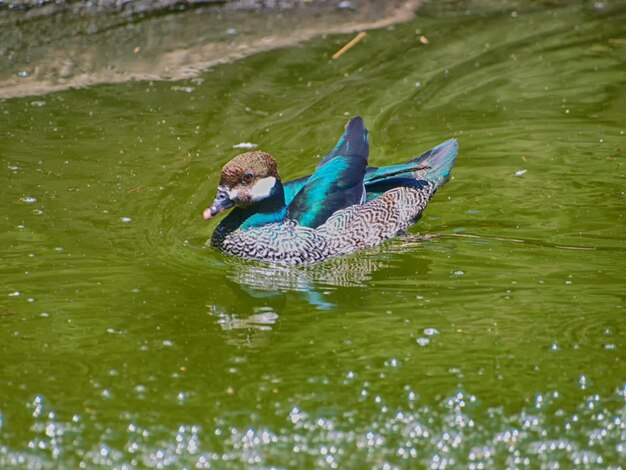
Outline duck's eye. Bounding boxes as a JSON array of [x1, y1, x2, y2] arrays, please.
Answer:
[[242, 172, 254, 184]]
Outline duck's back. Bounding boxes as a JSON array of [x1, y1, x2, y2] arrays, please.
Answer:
[[318, 184, 435, 253]]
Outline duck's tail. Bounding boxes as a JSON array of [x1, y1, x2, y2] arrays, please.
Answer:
[[363, 139, 458, 201], [407, 138, 458, 190], [364, 139, 457, 188]]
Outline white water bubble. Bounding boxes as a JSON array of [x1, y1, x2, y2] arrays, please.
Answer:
[[384, 358, 400, 368]]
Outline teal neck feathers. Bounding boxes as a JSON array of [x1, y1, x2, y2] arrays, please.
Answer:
[[221, 179, 287, 232]]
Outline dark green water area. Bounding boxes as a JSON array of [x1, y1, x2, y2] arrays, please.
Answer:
[[1, 1, 625, 468]]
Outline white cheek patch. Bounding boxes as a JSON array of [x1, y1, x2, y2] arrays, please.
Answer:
[[250, 176, 277, 202]]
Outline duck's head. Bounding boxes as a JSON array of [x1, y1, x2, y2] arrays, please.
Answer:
[[203, 151, 281, 220]]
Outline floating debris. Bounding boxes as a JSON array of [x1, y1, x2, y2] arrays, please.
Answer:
[[515, 169, 527, 176], [233, 142, 258, 150], [608, 38, 626, 46], [332, 31, 367, 60], [384, 357, 400, 368], [170, 86, 194, 93]]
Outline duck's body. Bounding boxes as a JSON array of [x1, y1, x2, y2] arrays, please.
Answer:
[[204, 117, 458, 265]]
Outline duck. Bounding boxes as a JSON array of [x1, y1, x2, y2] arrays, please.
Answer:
[[203, 117, 458, 265]]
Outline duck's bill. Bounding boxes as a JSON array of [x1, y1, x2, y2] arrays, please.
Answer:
[[203, 193, 234, 220]]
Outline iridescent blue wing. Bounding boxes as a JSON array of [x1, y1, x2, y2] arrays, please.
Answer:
[[287, 117, 369, 228], [288, 154, 367, 228], [317, 116, 369, 167]]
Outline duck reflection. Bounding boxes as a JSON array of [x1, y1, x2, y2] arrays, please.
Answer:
[[209, 304, 279, 331], [207, 304, 280, 348], [205, 235, 435, 346], [224, 248, 395, 310]]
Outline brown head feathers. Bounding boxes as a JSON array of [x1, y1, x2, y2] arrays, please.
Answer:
[[219, 151, 279, 189]]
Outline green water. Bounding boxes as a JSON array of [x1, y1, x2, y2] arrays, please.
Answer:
[[1, 2, 625, 468]]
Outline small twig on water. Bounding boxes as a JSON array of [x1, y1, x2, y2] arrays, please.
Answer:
[[332, 31, 367, 60]]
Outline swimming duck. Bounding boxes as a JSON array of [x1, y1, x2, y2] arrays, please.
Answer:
[[203, 117, 458, 265]]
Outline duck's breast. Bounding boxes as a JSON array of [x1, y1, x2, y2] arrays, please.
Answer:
[[219, 220, 329, 265]]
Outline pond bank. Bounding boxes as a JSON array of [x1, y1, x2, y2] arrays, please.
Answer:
[[0, 0, 421, 98]]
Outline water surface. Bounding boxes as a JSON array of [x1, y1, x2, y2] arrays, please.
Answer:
[[1, 1, 625, 468]]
